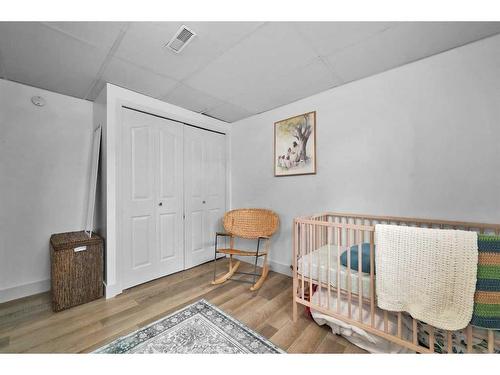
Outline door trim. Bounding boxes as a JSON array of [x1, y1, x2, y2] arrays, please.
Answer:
[[122, 105, 226, 136]]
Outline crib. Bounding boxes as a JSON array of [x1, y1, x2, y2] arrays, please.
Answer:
[[292, 212, 500, 353]]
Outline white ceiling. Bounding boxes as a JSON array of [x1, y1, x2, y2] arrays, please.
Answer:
[[1, 21, 499, 122]]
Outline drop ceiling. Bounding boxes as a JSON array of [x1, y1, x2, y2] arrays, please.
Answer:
[[1, 21, 499, 122]]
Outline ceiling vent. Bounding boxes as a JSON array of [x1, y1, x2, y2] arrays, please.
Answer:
[[166, 25, 196, 53]]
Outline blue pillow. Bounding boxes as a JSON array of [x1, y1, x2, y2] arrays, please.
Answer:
[[340, 243, 375, 274]]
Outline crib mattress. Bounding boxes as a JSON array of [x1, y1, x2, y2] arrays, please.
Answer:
[[297, 244, 372, 297]]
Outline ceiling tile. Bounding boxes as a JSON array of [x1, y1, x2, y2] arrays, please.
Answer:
[[43, 22, 128, 50], [157, 21, 264, 54], [327, 22, 500, 83], [114, 22, 262, 82], [185, 22, 319, 101], [262, 58, 342, 110], [225, 89, 279, 115], [102, 57, 179, 99], [294, 22, 395, 56], [86, 79, 106, 101], [1, 21, 500, 120], [228, 57, 340, 113], [204, 101, 251, 122], [161, 83, 225, 113], [0, 22, 107, 98]]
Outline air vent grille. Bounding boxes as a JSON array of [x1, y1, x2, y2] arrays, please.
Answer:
[[166, 25, 196, 53]]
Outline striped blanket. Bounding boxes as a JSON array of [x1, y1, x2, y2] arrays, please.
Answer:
[[471, 234, 500, 329]]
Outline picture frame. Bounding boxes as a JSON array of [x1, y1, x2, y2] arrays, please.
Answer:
[[274, 111, 316, 177]]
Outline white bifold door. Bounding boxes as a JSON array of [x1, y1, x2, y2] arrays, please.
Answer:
[[184, 126, 226, 269], [121, 108, 226, 290]]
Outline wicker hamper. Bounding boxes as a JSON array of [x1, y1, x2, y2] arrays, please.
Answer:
[[50, 231, 104, 312]]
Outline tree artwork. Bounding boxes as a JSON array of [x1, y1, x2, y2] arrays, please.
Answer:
[[274, 111, 316, 176]]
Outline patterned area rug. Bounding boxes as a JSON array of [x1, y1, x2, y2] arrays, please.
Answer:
[[94, 299, 284, 354]]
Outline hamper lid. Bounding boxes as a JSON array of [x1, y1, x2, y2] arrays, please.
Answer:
[[50, 231, 102, 251]]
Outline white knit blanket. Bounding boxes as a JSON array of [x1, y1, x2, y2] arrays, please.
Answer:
[[375, 224, 478, 331]]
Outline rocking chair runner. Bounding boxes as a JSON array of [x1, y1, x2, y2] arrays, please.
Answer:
[[212, 209, 279, 291]]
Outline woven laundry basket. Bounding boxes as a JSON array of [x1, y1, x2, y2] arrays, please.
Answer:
[[50, 231, 104, 312]]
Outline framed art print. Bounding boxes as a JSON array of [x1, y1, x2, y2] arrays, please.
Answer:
[[274, 111, 316, 177]]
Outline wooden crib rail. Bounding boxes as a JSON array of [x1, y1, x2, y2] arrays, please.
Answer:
[[303, 212, 500, 231], [292, 213, 500, 354]]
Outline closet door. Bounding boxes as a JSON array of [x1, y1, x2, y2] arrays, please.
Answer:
[[184, 127, 226, 269], [121, 109, 184, 289], [203, 131, 226, 262], [156, 119, 184, 277]]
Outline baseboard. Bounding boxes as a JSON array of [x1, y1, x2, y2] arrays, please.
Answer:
[[234, 256, 292, 277], [0, 279, 51, 303], [0, 279, 118, 304], [104, 281, 122, 299], [268, 259, 292, 277], [103, 255, 292, 299]]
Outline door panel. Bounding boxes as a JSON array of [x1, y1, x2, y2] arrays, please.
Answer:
[[131, 215, 152, 268], [156, 119, 184, 275], [204, 133, 226, 259], [188, 134, 204, 200], [131, 127, 153, 200], [191, 210, 204, 252], [184, 127, 226, 269], [122, 109, 184, 289], [122, 109, 157, 289], [159, 213, 175, 260], [206, 207, 221, 254], [159, 127, 179, 199], [184, 127, 204, 269]]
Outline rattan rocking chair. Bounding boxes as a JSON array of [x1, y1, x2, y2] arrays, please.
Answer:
[[212, 208, 279, 291]]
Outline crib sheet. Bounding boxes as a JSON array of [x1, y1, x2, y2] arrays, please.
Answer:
[[297, 244, 371, 297]]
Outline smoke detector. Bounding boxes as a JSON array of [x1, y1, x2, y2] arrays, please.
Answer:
[[31, 96, 46, 107], [166, 25, 196, 53]]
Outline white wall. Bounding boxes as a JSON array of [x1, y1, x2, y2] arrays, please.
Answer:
[[230, 34, 500, 274], [0, 79, 94, 302]]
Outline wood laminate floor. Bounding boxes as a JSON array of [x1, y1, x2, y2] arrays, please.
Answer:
[[0, 259, 366, 353]]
